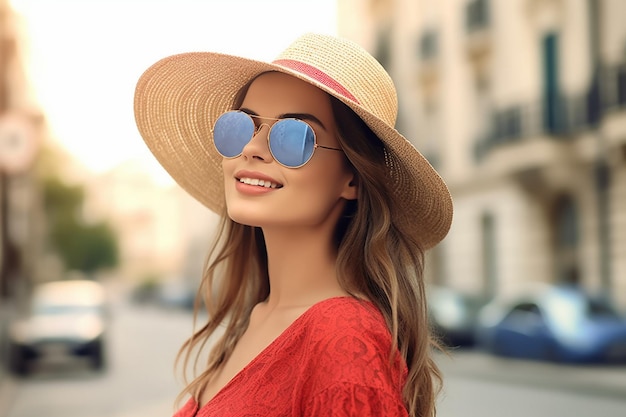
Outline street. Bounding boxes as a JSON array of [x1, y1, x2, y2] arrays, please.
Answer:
[[1, 298, 192, 417], [1, 296, 626, 417], [438, 375, 626, 417]]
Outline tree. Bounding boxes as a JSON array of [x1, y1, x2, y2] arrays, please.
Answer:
[[42, 175, 119, 274]]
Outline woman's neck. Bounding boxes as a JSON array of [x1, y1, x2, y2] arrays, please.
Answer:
[[260, 227, 347, 309]]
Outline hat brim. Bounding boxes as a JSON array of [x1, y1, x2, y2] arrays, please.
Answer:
[[134, 52, 452, 249]]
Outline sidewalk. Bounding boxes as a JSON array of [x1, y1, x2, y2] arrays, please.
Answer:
[[0, 303, 16, 417], [436, 349, 626, 400], [0, 375, 16, 417]]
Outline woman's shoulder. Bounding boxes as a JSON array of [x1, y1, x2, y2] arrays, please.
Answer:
[[297, 296, 394, 355], [304, 296, 388, 333]]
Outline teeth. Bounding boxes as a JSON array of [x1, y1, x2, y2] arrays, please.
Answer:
[[239, 177, 280, 188]]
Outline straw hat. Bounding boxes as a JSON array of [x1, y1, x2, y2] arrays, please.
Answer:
[[134, 33, 452, 249]]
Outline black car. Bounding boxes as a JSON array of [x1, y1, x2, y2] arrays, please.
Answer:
[[427, 286, 487, 348]]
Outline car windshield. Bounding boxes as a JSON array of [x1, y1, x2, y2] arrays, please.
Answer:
[[30, 280, 106, 317], [544, 289, 620, 330], [33, 303, 102, 316]]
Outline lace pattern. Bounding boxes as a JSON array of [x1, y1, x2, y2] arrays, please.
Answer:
[[173, 297, 409, 417]]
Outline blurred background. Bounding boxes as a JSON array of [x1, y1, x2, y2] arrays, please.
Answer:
[[0, 0, 625, 416]]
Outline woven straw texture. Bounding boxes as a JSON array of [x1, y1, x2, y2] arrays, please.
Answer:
[[134, 33, 453, 249]]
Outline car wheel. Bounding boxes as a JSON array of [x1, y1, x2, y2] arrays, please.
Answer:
[[544, 343, 561, 363], [89, 339, 106, 371], [9, 344, 29, 376]]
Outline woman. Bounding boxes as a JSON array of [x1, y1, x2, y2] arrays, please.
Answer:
[[134, 33, 453, 417]]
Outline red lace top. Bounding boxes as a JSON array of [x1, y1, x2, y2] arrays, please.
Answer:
[[174, 297, 409, 417]]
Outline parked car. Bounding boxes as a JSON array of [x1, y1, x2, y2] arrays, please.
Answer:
[[156, 279, 197, 310], [427, 286, 487, 347], [8, 279, 109, 375], [475, 285, 626, 363]]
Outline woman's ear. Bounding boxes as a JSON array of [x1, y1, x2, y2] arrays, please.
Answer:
[[341, 173, 359, 200]]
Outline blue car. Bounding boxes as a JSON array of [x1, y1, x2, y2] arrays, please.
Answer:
[[475, 285, 626, 363]]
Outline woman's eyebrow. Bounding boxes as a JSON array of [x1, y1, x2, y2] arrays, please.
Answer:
[[238, 107, 327, 132], [279, 113, 327, 132]]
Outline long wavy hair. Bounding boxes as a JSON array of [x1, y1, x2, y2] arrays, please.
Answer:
[[176, 78, 443, 417]]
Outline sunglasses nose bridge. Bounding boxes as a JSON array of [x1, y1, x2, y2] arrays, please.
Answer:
[[240, 121, 273, 161], [254, 122, 272, 136]]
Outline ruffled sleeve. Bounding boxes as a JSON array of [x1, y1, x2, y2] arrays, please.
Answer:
[[298, 300, 409, 416]]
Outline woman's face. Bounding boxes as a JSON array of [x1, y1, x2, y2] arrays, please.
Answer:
[[222, 72, 357, 230]]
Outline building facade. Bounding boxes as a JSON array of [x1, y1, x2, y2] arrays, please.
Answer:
[[339, 0, 626, 310], [0, 0, 44, 301], [86, 160, 218, 289]]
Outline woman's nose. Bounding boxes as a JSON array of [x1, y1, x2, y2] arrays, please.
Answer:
[[240, 123, 273, 162]]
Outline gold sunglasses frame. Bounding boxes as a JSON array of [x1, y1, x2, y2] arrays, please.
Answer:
[[213, 110, 343, 169]]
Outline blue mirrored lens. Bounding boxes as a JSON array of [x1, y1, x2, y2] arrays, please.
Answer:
[[213, 111, 255, 157], [269, 119, 315, 167]]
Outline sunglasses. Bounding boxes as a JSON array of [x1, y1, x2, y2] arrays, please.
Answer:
[[212, 110, 343, 168]]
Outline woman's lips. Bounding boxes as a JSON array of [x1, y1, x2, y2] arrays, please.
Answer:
[[233, 170, 283, 194]]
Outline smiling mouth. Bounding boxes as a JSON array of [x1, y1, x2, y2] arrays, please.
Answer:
[[237, 177, 283, 189]]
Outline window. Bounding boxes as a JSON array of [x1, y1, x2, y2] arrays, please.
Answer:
[[466, 0, 490, 33], [419, 30, 438, 61], [481, 212, 497, 298], [542, 33, 562, 133]]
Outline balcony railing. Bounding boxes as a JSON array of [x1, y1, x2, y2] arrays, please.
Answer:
[[474, 61, 626, 161]]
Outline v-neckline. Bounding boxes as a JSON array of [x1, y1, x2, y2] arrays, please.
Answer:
[[195, 296, 356, 413]]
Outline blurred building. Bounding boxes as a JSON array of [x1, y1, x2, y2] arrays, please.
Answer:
[[86, 160, 218, 290], [339, 0, 626, 310], [0, 0, 44, 301], [0, 0, 46, 381], [2, 0, 218, 302]]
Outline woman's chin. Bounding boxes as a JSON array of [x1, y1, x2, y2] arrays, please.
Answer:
[[226, 207, 266, 227]]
